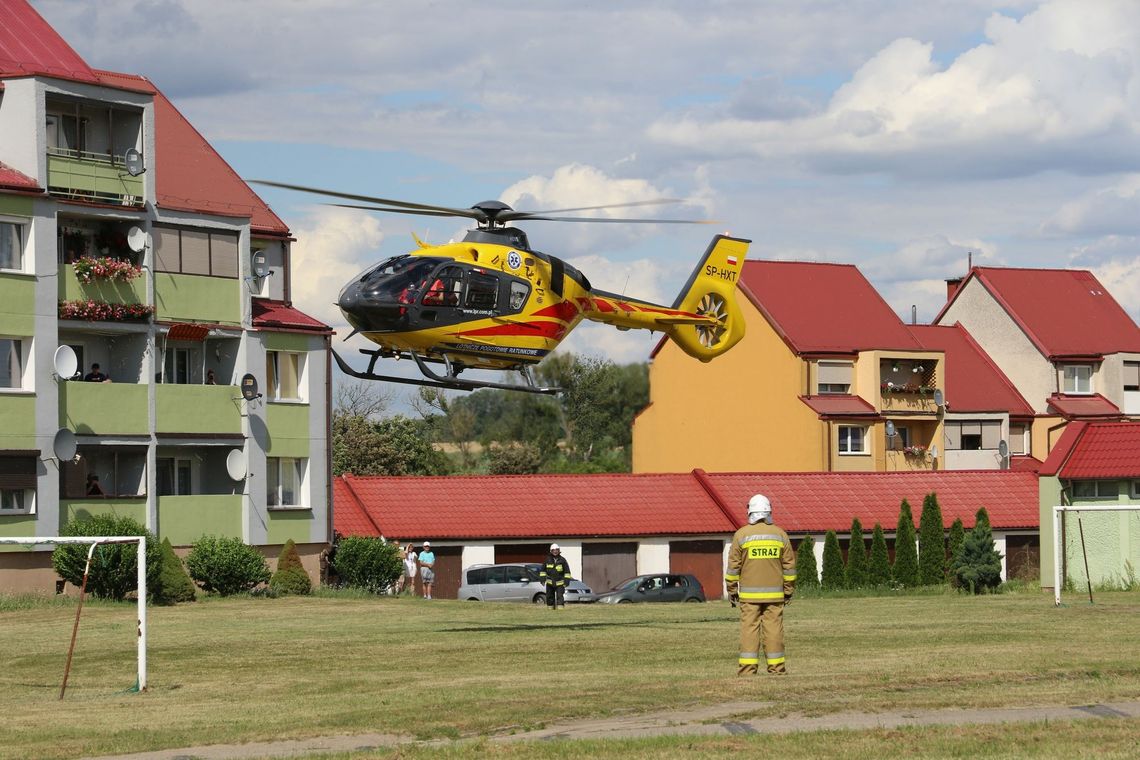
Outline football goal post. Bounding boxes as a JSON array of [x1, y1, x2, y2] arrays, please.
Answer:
[[0, 536, 147, 694], [1052, 505, 1140, 606]]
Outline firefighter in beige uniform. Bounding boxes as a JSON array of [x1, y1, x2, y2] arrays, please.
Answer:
[[724, 494, 796, 675]]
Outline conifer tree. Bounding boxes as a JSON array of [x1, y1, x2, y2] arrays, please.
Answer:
[[795, 535, 819, 589], [820, 530, 845, 590], [868, 522, 891, 586], [918, 491, 946, 585], [155, 537, 196, 604], [947, 517, 966, 581], [952, 520, 1003, 593], [845, 517, 869, 588], [893, 499, 919, 587], [975, 506, 991, 530], [270, 539, 313, 595]]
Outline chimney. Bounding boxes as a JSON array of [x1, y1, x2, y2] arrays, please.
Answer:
[[945, 277, 963, 303]]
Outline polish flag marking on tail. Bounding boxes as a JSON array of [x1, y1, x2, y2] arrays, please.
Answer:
[[726, 255, 738, 266]]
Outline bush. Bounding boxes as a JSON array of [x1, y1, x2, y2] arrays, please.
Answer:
[[975, 506, 991, 530], [186, 536, 270, 596], [952, 520, 1003, 593], [947, 517, 966, 586], [270, 539, 312, 596], [918, 492, 946, 585], [51, 514, 161, 601], [845, 518, 869, 588], [893, 499, 919, 587], [794, 535, 819, 589], [154, 537, 196, 605], [820, 530, 845, 590], [331, 536, 402, 593], [868, 522, 891, 586]]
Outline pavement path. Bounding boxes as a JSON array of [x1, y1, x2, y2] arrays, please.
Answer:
[[85, 699, 1140, 760]]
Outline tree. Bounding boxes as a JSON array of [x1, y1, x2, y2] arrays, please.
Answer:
[[795, 535, 819, 589], [918, 492, 946, 585], [947, 517, 967, 585], [845, 518, 869, 588], [332, 413, 449, 476], [868, 523, 891, 586], [487, 441, 544, 474], [186, 536, 271, 596], [154, 537, 196, 604], [820, 530, 845, 590], [270, 539, 312, 595], [952, 520, 1003, 593], [51, 514, 161, 601], [332, 536, 402, 593], [335, 378, 393, 419], [893, 499, 919, 587], [414, 387, 480, 470], [975, 506, 991, 530]]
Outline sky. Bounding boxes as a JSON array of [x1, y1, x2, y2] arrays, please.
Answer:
[[29, 0, 1140, 401]]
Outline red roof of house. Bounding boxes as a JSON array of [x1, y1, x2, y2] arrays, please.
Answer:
[[908, 324, 1033, 415], [0, 0, 100, 85], [0, 160, 41, 193], [703, 470, 1040, 531], [252, 299, 331, 333], [739, 261, 923, 355], [333, 478, 384, 537], [1046, 393, 1122, 420], [1009, 455, 1043, 473], [938, 267, 1140, 358], [799, 394, 879, 419], [1039, 421, 1140, 478]]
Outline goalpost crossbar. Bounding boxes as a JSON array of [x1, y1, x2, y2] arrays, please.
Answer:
[[1052, 505, 1138, 607], [0, 536, 147, 691]]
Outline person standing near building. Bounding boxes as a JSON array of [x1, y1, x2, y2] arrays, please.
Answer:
[[401, 542, 418, 595], [418, 542, 435, 600], [724, 494, 796, 675], [540, 543, 571, 609]]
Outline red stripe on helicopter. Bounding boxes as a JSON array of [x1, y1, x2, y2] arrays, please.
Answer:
[[532, 302, 580, 322], [455, 321, 567, 339]]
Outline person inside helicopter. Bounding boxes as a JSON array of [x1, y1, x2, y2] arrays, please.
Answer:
[[423, 267, 463, 306]]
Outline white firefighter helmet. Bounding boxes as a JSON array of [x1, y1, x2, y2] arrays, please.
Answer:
[[550, 543, 560, 552], [747, 494, 772, 525]]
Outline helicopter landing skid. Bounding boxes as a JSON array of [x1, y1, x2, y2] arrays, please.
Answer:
[[333, 349, 560, 395]]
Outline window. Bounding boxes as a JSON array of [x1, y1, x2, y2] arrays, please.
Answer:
[[509, 281, 529, 311], [1070, 480, 1116, 499], [152, 225, 240, 278], [817, 362, 853, 395], [268, 457, 306, 508], [1008, 423, 1027, 455], [465, 272, 499, 309], [157, 458, 192, 496], [887, 426, 910, 451], [46, 112, 87, 154], [266, 351, 303, 401], [1124, 362, 1140, 392], [944, 420, 1001, 450], [0, 337, 27, 390], [0, 219, 26, 271], [1062, 364, 1092, 394], [838, 425, 867, 454], [0, 454, 36, 514], [163, 347, 191, 384]]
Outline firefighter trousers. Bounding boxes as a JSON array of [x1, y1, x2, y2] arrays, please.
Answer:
[[738, 601, 786, 675], [546, 584, 565, 607]]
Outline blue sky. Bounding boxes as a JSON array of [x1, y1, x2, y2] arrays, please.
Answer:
[[30, 0, 1140, 403]]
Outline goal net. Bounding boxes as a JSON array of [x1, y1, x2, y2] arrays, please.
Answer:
[[0, 536, 147, 693], [1051, 506, 1140, 606]]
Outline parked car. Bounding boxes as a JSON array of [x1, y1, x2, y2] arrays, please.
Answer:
[[458, 563, 595, 603], [595, 573, 706, 604]]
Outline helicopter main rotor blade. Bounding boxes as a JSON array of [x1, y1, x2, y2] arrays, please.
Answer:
[[515, 214, 720, 224], [498, 198, 682, 220], [330, 203, 478, 219], [249, 179, 478, 218]]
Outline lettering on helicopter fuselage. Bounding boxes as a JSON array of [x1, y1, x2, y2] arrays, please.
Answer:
[[460, 309, 495, 317], [449, 343, 544, 357], [704, 264, 737, 282]]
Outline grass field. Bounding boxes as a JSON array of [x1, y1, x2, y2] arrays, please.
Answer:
[[2, 589, 1139, 759]]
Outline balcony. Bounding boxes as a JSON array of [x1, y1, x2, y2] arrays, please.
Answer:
[[156, 384, 242, 435], [158, 495, 243, 546], [58, 263, 147, 305], [155, 272, 241, 326], [885, 449, 934, 471], [59, 381, 148, 435], [60, 498, 147, 532], [47, 151, 143, 207]]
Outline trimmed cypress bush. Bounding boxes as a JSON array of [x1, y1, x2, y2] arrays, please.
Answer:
[[918, 492, 946, 585], [952, 520, 1003, 593], [187, 536, 271, 596], [947, 517, 967, 581], [331, 536, 402, 593], [868, 522, 891, 586], [820, 530, 845, 590], [795, 535, 819, 589], [845, 518, 869, 588], [51, 514, 161, 601], [975, 506, 991, 530], [154, 537, 196, 605], [893, 499, 919, 587], [270, 539, 312, 596]]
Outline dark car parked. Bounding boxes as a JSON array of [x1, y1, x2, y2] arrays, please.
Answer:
[[595, 573, 705, 604]]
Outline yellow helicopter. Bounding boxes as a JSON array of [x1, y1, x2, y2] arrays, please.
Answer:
[[253, 181, 750, 394]]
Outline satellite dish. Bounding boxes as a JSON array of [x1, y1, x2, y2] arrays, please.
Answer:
[[225, 448, 247, 481], [124, 148, 145, 177], [53, 345, 78, 380], [240, 373, 261, 401], [127, 226, 147, 253], [251, 250, 268, 278], [884, 420, 896, 438], [998, 439, 1009, 457], [53, 429, 77, 462], [932, 389, 945, 407]]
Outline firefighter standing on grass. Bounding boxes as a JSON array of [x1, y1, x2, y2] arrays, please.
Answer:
[[725, 494, 796, 675], [540, 543, 571, 609]]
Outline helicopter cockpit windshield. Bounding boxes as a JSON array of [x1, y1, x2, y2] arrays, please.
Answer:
[[351, 255, 448, 303]]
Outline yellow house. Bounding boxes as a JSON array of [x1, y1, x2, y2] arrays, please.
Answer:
[[633, 261, 944, 473]]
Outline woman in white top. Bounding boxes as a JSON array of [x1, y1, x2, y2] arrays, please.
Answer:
[[401, 544, 418, 595]]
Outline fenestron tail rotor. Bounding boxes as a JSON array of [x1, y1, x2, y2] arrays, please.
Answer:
[[695, 292, 729, 348]]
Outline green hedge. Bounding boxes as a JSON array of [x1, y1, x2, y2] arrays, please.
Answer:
[[51, 514, 161, 601], [186, 536, 270, 596]]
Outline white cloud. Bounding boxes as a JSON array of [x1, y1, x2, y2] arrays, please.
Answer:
[[1045, 175, 1140, 236]]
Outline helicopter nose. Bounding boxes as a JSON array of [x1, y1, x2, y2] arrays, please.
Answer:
[[338, 281, 404, 333]]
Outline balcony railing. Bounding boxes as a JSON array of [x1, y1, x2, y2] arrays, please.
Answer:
[[58, 263, 147, 305], [59, 381, 149, 435], [158, 495, 243, 546], [156, 384, 243, 435], [47, 150, 143, 206]]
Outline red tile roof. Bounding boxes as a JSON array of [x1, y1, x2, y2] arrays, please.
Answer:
[[0, 0, 99, 84], [252, 299, 331, 333], [739, 261, 922, 355], [1039, 421, 1140, 479], [940, 267, 1140, 358], [1046, 393, 1122, 420], [799, 394, 879, 418], [908, 324, 1033, 415], [333, 478, 383, 537], [704, 470, 1040, 531], [1008, 455, 1043, 473], [0, 160, 41, 193]]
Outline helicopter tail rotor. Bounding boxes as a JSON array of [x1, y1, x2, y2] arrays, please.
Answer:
[[666, 235, 750, 361]]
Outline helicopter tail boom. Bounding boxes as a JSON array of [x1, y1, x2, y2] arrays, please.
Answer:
[[665, 234, 750, 361]]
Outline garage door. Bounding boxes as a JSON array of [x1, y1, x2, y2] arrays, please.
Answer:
[[494, 543, 548, 565], [414, 545, 462, 599], [670, 539, 725, 599], [1005, 534, 1039, 581], [582, 542, 637, 595]]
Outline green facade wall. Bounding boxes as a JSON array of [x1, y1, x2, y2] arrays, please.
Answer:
[[267, 509, 313, 545], [156, 384, 242, 434], [60, 499, 148, 532], [155, 273, 240, 325], [0, 515, 37, 550], [0, 275, 36, 334], [158, 495, 243, 546], [0, 395, 36, 448], [58, 264, 147, 304], [60, 382, 149, 435], [265, 403, 310, 457]]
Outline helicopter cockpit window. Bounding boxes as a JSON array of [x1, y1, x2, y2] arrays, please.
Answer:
[[509, 281, 529, 311], [355, 256, 446, 303], [465, 272, 499, 310], [423, 265, 464, 307]]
